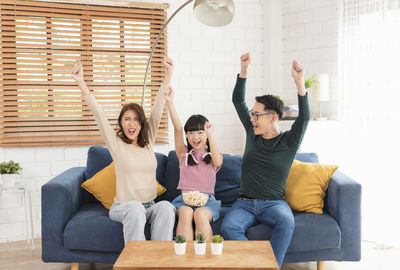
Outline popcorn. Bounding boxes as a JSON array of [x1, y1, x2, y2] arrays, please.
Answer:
[[182, 190, 209, 207]]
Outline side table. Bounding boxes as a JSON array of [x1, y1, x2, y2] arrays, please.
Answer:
[[0, 184, 35, 250]]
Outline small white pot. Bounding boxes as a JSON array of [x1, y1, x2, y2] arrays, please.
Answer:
[[194, 241, 206, 255], [2, 174, 17, 187], [174, 242, 186, 255], [211, 242, 223, 255]]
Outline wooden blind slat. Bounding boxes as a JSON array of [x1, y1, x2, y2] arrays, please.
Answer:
[[0, 0, 168, 147]]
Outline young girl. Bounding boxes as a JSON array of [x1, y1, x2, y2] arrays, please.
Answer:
[[163, 58, 223, 241], [71, 61, 176, 244]]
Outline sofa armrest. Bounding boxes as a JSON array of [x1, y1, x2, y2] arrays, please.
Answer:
[[326, 170, 362, 260], [41, 167, 86, 262]]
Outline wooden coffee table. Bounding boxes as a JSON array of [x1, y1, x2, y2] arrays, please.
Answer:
[[113, 240, 279, 270]]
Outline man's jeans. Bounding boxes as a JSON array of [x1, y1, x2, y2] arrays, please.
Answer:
[[109, 200, 176, 244], [221, 199, 294, 268]]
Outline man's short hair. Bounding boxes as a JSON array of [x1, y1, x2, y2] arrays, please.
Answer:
[[255, 95, 284, 119]]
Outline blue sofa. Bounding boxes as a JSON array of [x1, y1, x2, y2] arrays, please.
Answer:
[[42, 146, 361, 269]]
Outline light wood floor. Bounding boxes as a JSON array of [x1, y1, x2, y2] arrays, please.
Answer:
[[1, 239, 399, 270]]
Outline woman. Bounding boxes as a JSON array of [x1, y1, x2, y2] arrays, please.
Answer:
[[72, 60, 176, 243]]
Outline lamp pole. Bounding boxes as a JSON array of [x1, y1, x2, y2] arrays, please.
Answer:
[[141, 0, 194, 107]]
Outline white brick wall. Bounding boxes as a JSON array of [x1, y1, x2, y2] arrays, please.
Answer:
[[0, 0, 265, 242], [282, 0, 339, 120]]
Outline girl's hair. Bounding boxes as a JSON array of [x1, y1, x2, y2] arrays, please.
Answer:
[[116, 103, 150, 147], [184, 114, 211, 165]]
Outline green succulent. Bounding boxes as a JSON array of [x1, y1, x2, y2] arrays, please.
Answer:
[[211, 235, 224, 243], [0, 160, 22, 175], [304, 76, 317, 89], [196, 232, 205, 243], [174, 234, 186, 243]]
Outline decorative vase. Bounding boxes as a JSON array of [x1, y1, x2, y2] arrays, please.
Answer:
[[194, 241, 206, 255], [174, 242, 186, 255], [2, 174, 17, 187], [211, 242, 223, 255]]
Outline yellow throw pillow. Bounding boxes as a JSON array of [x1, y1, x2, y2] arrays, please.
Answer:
[[285, 160, 338, 214], [81, 161, 167, 209]]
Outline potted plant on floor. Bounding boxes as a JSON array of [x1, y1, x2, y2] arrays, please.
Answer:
[[211, 235, 224, 255], [0, 160, 22, 187], [194, 232, 206, 255], [174, 234, 186, 255]]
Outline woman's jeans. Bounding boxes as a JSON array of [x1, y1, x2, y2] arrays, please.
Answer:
[[109, 200, 176, 244], [221, 199, 295, 268]]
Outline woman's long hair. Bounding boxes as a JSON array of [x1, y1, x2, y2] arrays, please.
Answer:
[[184, 114, 211, 165], [116, 103, 150, 147]]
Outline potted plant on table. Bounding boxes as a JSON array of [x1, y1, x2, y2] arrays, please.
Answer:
[[194, 232, 206, 255], [305, 75, 317, 90], [174, 234, 186, 255], [0, 160, 22, 187], [211, 235, 224, 255]]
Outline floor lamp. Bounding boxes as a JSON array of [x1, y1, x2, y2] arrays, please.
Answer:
[[140, 0, 235, 107]]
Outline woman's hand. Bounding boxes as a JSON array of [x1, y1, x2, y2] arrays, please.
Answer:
[[163, 56, 174, 86], [71, 62, 84, 84], [164, 56, 174, 75]]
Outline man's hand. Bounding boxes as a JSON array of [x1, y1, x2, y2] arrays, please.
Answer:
[[71, 62, 84, 84], [291, 60, 306, 96], [163, 86, 174, 103], [240, 53, 251, 78]]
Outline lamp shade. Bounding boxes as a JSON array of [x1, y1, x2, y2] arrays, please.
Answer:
[[193, 0, 234, 26], [313, 74, 330, 102]]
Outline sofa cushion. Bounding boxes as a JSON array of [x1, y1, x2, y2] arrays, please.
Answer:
[[246, 211, 341, 252], [85, 146, 113, 180], [286, 160, 338, 214], [81, 162, 167, 209], [295, 152, 319, 163], [64, 203, 124, 252], [215, 154, 241, 206], [158, 151, 181, 202]]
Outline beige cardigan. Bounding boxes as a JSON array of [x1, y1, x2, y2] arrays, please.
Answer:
[[83, 85, 167, 204]]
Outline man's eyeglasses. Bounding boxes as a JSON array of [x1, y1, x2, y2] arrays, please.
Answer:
[[248, 110, 275, 120]]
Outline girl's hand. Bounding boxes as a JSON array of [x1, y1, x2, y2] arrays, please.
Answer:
[[163, 86, 174, 103], [204, 122, 214, 135], [72, 62, 84, 84]]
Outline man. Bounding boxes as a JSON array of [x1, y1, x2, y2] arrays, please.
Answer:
[[221, 53, 310, 268]]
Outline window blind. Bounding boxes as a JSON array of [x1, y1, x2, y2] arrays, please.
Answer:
[[0, 0, 169, 147]]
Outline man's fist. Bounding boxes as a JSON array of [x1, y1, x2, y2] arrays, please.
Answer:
[[291, 60, 304, 84], [240, 53, 251, 71]]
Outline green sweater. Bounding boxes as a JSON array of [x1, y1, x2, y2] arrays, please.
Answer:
[[233, 76, 310, 200]]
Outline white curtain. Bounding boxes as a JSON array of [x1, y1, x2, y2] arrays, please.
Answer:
[[339, 0, 400, 248]]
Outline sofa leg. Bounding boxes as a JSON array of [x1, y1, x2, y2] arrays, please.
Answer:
[[71, 263, 79, 270], [317, 261, 324, 270]]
